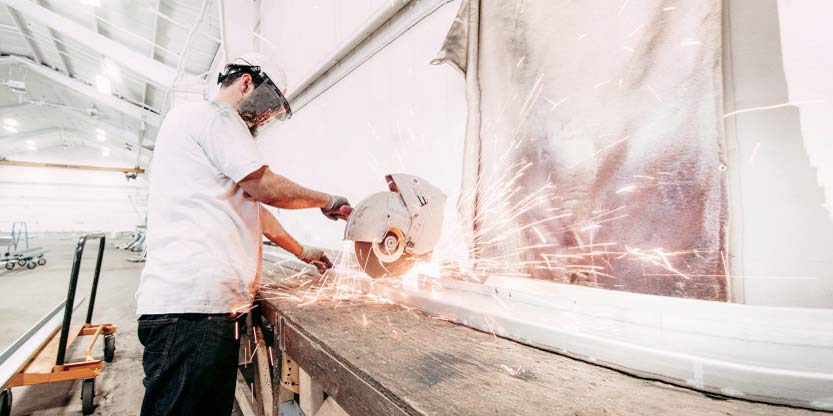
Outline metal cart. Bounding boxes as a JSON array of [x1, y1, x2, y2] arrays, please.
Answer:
[[1, 222, 48, 271], [0, 234, 117, 415]]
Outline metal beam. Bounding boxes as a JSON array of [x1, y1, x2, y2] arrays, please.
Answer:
[[5, 5, 43, 64], [0, 159, 144, 174], [0, 126, 67, 141], [0, 56, 161, 126], [1, 0, 178, 87], [35, 0, 72, 76]]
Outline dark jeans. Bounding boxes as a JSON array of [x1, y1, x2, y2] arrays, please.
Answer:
[[138, 313, 241, 416]]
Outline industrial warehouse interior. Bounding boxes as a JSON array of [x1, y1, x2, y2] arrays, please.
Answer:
[[1, 0, 832, 415]]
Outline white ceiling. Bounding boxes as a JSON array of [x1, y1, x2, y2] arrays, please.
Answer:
[[0, 0, 221, 167]]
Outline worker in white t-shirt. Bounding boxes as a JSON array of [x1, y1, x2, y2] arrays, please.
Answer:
[[134, 52, 349, 416]]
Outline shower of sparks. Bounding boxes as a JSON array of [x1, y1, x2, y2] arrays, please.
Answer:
[[626, 24, 644, 39], [543, 96, 569, 112], [747, 142, 761, 166], [646, 85, 662, 102], [500, 364, 527, 378], [593, 79, 612, 89], [723, 99, 825, 119], [516, 56, 526, 67], [618, 0, 632, 15], [251, 31, 277, 49], [616, 185, 637, 194]]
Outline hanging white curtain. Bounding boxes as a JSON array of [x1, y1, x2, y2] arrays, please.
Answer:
[[435, 0, 728, 300]]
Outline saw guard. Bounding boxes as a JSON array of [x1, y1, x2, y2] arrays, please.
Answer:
[[344, 174, 446, 277], [383, 174, 446, 255], [343, 191, 411, 248]]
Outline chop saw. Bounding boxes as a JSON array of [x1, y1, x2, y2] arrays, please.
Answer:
[[343, 174, 446, 278]]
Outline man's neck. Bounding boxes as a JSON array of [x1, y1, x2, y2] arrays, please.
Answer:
[[215, 88, 240, 111]]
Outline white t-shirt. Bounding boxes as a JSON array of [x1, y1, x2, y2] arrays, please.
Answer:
[[136, 100, 266, 315]]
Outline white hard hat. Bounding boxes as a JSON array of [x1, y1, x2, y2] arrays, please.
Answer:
[[234, 52, 288, 94]]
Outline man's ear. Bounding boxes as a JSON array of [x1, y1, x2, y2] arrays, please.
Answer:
[[240, 73, 253, 94]]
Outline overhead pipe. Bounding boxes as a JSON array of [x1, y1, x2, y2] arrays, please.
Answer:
[[286, 0, 414, 103]]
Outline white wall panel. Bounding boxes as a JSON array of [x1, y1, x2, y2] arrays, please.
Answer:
[[257, 0, 392, 90], [725, 0, 833, 307], [0, 144, 147, 233]]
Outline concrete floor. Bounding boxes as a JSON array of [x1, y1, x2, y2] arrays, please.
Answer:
[[1, 236, 145, 415]]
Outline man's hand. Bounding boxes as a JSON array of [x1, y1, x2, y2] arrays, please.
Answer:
[[297, 246, 333, 274], [321, 195, 351, 221]]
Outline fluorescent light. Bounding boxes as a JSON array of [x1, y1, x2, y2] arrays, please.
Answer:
[[25, 144, 37, 151], [25, 140, 35, 146], [3, 118, 18, 127], [3, 125, 18, 133], [95, 75, 112, 94], [101, 59, 121, 81], [80, 0, 100, 6]]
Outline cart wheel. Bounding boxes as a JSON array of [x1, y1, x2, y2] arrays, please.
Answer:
[[26, 261, 36, 269], [17, 259, 26, 266], [103, 334, 115, 362], [81, 378, 95, 415], [0, 389, 11, 416], [37, 257, 46, 266], [4, 262, 13, 271]]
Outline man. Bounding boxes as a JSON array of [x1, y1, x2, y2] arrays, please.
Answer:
[[134, 52, 349, 415]]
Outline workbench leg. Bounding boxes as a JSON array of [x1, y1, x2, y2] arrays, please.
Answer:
[[299, 367, 324, 416]]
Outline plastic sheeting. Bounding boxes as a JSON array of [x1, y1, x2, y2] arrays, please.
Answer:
[[435, 0, 728, 300]]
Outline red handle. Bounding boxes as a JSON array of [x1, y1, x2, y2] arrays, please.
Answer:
[[335, 205, 352, 221]]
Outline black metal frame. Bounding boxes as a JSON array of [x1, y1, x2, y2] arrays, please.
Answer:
[[55, 233, 106, 366]]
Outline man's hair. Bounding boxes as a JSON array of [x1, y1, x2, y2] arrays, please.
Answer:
[[219, 70, 247, 88]]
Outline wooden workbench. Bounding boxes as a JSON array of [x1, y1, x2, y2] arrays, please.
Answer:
[[259, 280, 824, 416]]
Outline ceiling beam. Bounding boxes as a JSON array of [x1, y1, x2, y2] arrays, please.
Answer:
[[0, 55, 161, 126], [35, 0, 71, 76], [0, 159, 144, 174], [4, 5, 43, 64], [1, 0, 178, 87], [0, 127, 66, 140]]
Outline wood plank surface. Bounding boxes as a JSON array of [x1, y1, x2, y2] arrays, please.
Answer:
[[24, 325, 82, 374], [262, 291, 825, 416]]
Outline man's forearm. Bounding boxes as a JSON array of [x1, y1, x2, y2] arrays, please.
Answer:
[[259, 171, 330, 209], [242, 167, 330, 209], [260, 205, 303, 256]]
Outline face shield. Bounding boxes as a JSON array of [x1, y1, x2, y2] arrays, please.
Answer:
[[238, 78, 292, 128]]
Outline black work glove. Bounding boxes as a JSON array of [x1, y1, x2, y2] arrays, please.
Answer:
[[297, 246, 333, 274], [321, 195, 351, 221]]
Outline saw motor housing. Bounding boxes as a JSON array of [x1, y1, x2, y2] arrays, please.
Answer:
[[344, 174, 446, 278]]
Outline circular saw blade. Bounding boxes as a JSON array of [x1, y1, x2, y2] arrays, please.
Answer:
[[354, 241, 416, 278]]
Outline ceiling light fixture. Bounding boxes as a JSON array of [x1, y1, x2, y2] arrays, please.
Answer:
[[25, 144, 37, 151], [95, 75, 112, 95], [25, 139, 35, 146], [101, 59, 122, 81]]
